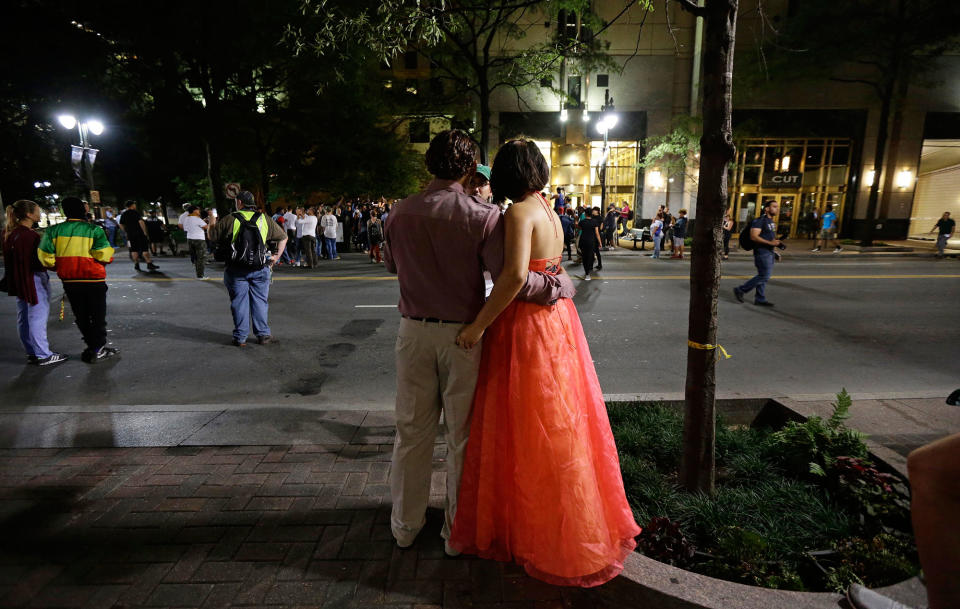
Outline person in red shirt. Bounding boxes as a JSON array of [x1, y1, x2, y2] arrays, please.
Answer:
[[3, 200, 67, 365]]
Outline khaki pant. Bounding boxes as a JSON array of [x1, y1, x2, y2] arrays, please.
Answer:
[[390, 317, 482, 545]]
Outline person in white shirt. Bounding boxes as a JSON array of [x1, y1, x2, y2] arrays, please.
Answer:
[[320, 206, 340, 260], [181, 206, 209, 279], [282, 208, 298, 264], [297, 207, 320, 268]]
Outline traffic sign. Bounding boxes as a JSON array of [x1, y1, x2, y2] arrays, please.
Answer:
[[225, 183, 241, 199]]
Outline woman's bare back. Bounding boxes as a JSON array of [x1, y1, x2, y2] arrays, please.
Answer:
[[511, 193, 565, 261]]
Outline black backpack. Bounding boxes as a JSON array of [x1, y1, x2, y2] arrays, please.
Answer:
[[739, 222, 755, 251], [217, 212, 269, 269], [368, 221, 383, 244]]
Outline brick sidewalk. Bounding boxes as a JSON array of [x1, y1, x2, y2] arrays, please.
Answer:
[[0, 443, 609, 609]]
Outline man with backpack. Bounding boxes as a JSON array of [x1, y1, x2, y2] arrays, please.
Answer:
[[733, 199, 781, 307], [208, 191, 288, 346]]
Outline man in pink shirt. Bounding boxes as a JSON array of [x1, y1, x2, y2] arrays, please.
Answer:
[[384, 130, 574, 555]]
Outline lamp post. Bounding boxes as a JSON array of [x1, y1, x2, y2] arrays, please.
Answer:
[[57, 114, 104, 197], [596, 90, 618, 211]]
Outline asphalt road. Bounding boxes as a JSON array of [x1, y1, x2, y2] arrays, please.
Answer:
[[1, 250, 958, 410]]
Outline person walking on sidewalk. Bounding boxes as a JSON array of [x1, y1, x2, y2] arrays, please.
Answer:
[[119, 200, 159, 273], [930, 211, 955, 258], [208, 191, 288, 347], [811, 203, 842, 253], [671, 208, 689, 259], [722, 209, 734, 260], [182, 206, 209, 279], [3, 200, 67, 366], [38, 197, 119, 363], [733, 199, 781, 307], [382, 129, 573, 555], [650, 212, 664, 259]]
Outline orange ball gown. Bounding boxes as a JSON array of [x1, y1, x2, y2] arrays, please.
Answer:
[[449, 257, 641, 587]]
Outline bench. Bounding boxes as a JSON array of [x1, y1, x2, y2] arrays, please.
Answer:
[[624, 227, 651, 250]]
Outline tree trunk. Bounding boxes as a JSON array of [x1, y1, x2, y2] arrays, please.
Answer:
[[478, 80, 491, 164], [206, 137, 225, 214], [680, 0, 738, 494]]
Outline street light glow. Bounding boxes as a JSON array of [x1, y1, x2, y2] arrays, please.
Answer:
[[560, 108, 568, 122], [58, 115, 77, 130], [87, 120, 105, 135]]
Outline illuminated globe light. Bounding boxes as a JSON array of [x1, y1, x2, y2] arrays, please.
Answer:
[[595, 113, 618, 135], [58, 115, 77, 130], [87, 120, 105, 135]]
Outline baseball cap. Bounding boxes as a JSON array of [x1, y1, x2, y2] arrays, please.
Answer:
[[237, 191, 255, 206], [475, 164, 491, 181]]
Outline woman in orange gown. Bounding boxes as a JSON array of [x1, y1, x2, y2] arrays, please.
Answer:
[[450, 140, 641, 587]]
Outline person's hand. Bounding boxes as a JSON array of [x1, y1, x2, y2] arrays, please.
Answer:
[[772, 239, 782, 247], [269, 254, 280, 266], [455, 323, 485, 351]]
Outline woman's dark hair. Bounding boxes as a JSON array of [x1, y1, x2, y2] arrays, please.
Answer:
[[425, 130, 477, 180], [490, 139, 550, 204]]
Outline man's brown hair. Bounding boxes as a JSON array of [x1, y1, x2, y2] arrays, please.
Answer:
[[425, 130, 477, 180]]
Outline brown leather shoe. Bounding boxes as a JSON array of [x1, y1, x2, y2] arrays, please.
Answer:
[[257, 335, 276, 345]]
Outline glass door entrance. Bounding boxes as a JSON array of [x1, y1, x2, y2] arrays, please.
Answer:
[[775, 195, 795, 238]]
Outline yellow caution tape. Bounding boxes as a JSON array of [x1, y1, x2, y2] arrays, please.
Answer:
[[688, 339, 731, 360]]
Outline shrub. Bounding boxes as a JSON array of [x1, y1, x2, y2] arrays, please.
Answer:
[[767, 389, 868, 477], [637, 517, 695, 568]]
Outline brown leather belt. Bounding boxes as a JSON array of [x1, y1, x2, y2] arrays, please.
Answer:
[[403, 315, 465, 325]]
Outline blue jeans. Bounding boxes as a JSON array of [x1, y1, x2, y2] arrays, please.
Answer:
[[936, 234, 949, 255], [653, 233, 661, 258], [223, 266, 272, 342], [738, 249, 774, 303], [105, 225, 117, 247], [324, 237, 337, 260], [16, 273, 53, 359]]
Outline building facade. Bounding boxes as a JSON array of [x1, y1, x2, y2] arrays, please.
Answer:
[[394, 0, 960, 239]]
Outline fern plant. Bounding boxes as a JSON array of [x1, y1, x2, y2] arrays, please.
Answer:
[[768, 389, 868, 478]]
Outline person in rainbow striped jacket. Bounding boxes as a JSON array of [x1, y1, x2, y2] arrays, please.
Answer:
[[38, 197, 119, 363]]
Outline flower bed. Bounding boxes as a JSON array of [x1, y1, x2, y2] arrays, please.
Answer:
[[608, 391, 919, 592]]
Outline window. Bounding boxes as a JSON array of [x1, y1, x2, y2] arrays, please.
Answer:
[[408, 121, 430, 144], [596, 74, 609, 87], [558, 10, 578, 41], [539, 77, 552, 88], [403, 51, 418, 70]]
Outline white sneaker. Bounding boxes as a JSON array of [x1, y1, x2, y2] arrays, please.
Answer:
[[810, 247, 821, 252], [584, 274, 592, 281], [833, 247, 843, 253]]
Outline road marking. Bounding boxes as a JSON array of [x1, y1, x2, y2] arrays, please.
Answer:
[[354, 304, 397, 308], [113, 273, 960, 283]]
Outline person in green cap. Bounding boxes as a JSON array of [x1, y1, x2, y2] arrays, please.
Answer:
[[470, 164, 492, 202]]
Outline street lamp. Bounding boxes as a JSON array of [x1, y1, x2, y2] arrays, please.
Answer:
[[596, 90, 617, 211], [57, 113, 105, 196]]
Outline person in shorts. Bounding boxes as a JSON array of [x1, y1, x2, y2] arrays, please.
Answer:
[[671, 208, 688, 259], [119, 200, 158, 272], [811, 203, 841, 253]]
